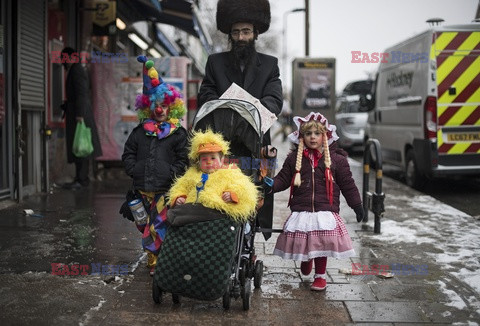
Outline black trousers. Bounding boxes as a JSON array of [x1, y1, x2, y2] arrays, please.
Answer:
[[73, 156, 90, 186]]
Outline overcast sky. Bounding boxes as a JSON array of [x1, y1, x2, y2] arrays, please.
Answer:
[[262, 0, 478, 93]]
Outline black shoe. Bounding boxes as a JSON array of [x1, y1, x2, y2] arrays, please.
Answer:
[[61, 181, 76, 189], [62, 181, 83, 190]]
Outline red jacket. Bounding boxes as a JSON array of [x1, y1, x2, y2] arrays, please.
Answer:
[[273, 145, 362, 213]]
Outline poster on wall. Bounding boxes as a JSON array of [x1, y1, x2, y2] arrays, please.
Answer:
[[292, 58, 336, 123]]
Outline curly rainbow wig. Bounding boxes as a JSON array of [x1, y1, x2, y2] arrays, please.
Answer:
[[135, 55, 186, 122]]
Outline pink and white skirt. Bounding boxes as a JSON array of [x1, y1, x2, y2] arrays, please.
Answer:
[[273, 211, 355, 261]]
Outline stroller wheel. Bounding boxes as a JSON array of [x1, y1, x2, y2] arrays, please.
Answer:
[[239, 258, 248, 286], [254, 260, 264, 289], [172, 293, 180, 304], [242, 278, 251, 311], [152, 278, 162, 304], [222, 282, 231, 310]]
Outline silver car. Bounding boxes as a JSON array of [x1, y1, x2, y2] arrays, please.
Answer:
[[335, 94, 368, 152], [335, 80, 373, 152]]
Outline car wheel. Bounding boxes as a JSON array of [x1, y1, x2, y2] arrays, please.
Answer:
[[405, 149, 427, 190]]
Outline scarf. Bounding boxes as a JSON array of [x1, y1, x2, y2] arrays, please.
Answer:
[[142, 119, 180, 139], [303, 148, 322, 168], [195, 173, 209, 203], [288, 148, 323, 207]]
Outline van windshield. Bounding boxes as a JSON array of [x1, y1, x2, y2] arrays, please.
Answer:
[[343, 80, 373, 95]]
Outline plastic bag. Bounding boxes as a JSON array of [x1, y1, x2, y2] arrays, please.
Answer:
[[72, 121, 94, 157]]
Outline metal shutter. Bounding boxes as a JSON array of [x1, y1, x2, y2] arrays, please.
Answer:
[[18, 0, 46, 109]]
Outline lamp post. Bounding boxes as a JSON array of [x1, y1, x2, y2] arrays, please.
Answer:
[[282, 8, 305, 86], [305, 0, 309, 56]]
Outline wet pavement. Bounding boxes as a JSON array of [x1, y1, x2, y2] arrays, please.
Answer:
[[1, 124, 480, 325]]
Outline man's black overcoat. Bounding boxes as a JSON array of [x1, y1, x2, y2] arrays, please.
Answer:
[[65, 63, 102, 163], [197, 50, 283, 239]]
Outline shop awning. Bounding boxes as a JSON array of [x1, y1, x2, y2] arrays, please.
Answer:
[[155, 27, 181, 56], [118, 0, 212, 54]]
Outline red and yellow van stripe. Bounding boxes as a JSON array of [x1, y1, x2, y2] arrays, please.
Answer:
[[431, 31, 480, 154]]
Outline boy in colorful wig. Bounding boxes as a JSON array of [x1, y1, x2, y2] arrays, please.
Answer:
[[122, 56, 189, 276], [169, 129, 259, 222], [271, 112, 364, 291]]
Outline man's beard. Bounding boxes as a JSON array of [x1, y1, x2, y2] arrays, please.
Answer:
[[231, 39, 256, 70]]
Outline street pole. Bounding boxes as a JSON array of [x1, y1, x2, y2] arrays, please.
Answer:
[[305, 0, 309, 56], [282, 8, 306, 87]]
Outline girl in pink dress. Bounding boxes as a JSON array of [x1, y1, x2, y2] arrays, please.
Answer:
[[272, 112, 364, 291]]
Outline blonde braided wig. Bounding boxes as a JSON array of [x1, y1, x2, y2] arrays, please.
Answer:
[[293, 138, 304, 186]]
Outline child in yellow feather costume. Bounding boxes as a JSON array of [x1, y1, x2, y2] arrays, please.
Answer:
[[169, 129, 259, 222]]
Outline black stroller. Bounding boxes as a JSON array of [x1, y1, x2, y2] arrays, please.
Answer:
[[152, 99, 273, 310]]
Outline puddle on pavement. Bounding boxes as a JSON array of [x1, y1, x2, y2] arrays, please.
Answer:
[[0, 186, 136, 273], [259, 272, 303, 299]]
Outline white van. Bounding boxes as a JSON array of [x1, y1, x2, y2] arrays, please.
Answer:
[[363, 22, 480, 189]]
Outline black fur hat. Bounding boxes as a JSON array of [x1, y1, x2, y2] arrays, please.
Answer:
[[216, 0, 271, 34]]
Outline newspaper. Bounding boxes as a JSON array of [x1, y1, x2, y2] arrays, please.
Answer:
[[220, 83, 277, 133]]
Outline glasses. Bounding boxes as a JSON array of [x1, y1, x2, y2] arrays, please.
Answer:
[[230, 28, 253, 38]]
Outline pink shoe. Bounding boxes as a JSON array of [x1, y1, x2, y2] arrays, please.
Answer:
[[150, 267, 155, 277], [311, 278, 327, 291], [300, 260, 313, 275]]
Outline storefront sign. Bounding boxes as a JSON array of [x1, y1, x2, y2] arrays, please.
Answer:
[[92, 0, 116, 36]]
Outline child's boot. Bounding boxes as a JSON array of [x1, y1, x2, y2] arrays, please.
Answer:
[[311, 275, 327, 291], [300, 260, 313, 275], [147, 252, 157, 276]]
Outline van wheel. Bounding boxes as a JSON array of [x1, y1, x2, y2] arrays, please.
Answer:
[[405, 149, 427, 190]]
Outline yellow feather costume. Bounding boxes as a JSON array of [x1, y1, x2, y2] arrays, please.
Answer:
[[168, 129, 259, 222]]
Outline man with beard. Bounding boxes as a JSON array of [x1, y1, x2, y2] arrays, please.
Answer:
[[198, 0, 282, 125], [197, 0, 282, 150], [197, 0, 282, 240]]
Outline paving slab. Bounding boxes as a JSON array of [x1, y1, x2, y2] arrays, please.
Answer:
[[323, 283, 377, 301], [418, 301, 480, 324], [370, 283, 447, 302], [344, 301, 431, 323]]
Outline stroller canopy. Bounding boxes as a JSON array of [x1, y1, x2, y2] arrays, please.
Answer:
[[193, 99, 263, 157]]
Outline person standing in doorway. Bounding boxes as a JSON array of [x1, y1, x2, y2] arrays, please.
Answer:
[[61, 47, 102, 190]]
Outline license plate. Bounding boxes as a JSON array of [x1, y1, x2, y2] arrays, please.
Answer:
[[446, 133, 480, 142]]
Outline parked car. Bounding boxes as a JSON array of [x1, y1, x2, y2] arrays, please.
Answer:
[[335, 80, 373, 152]]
